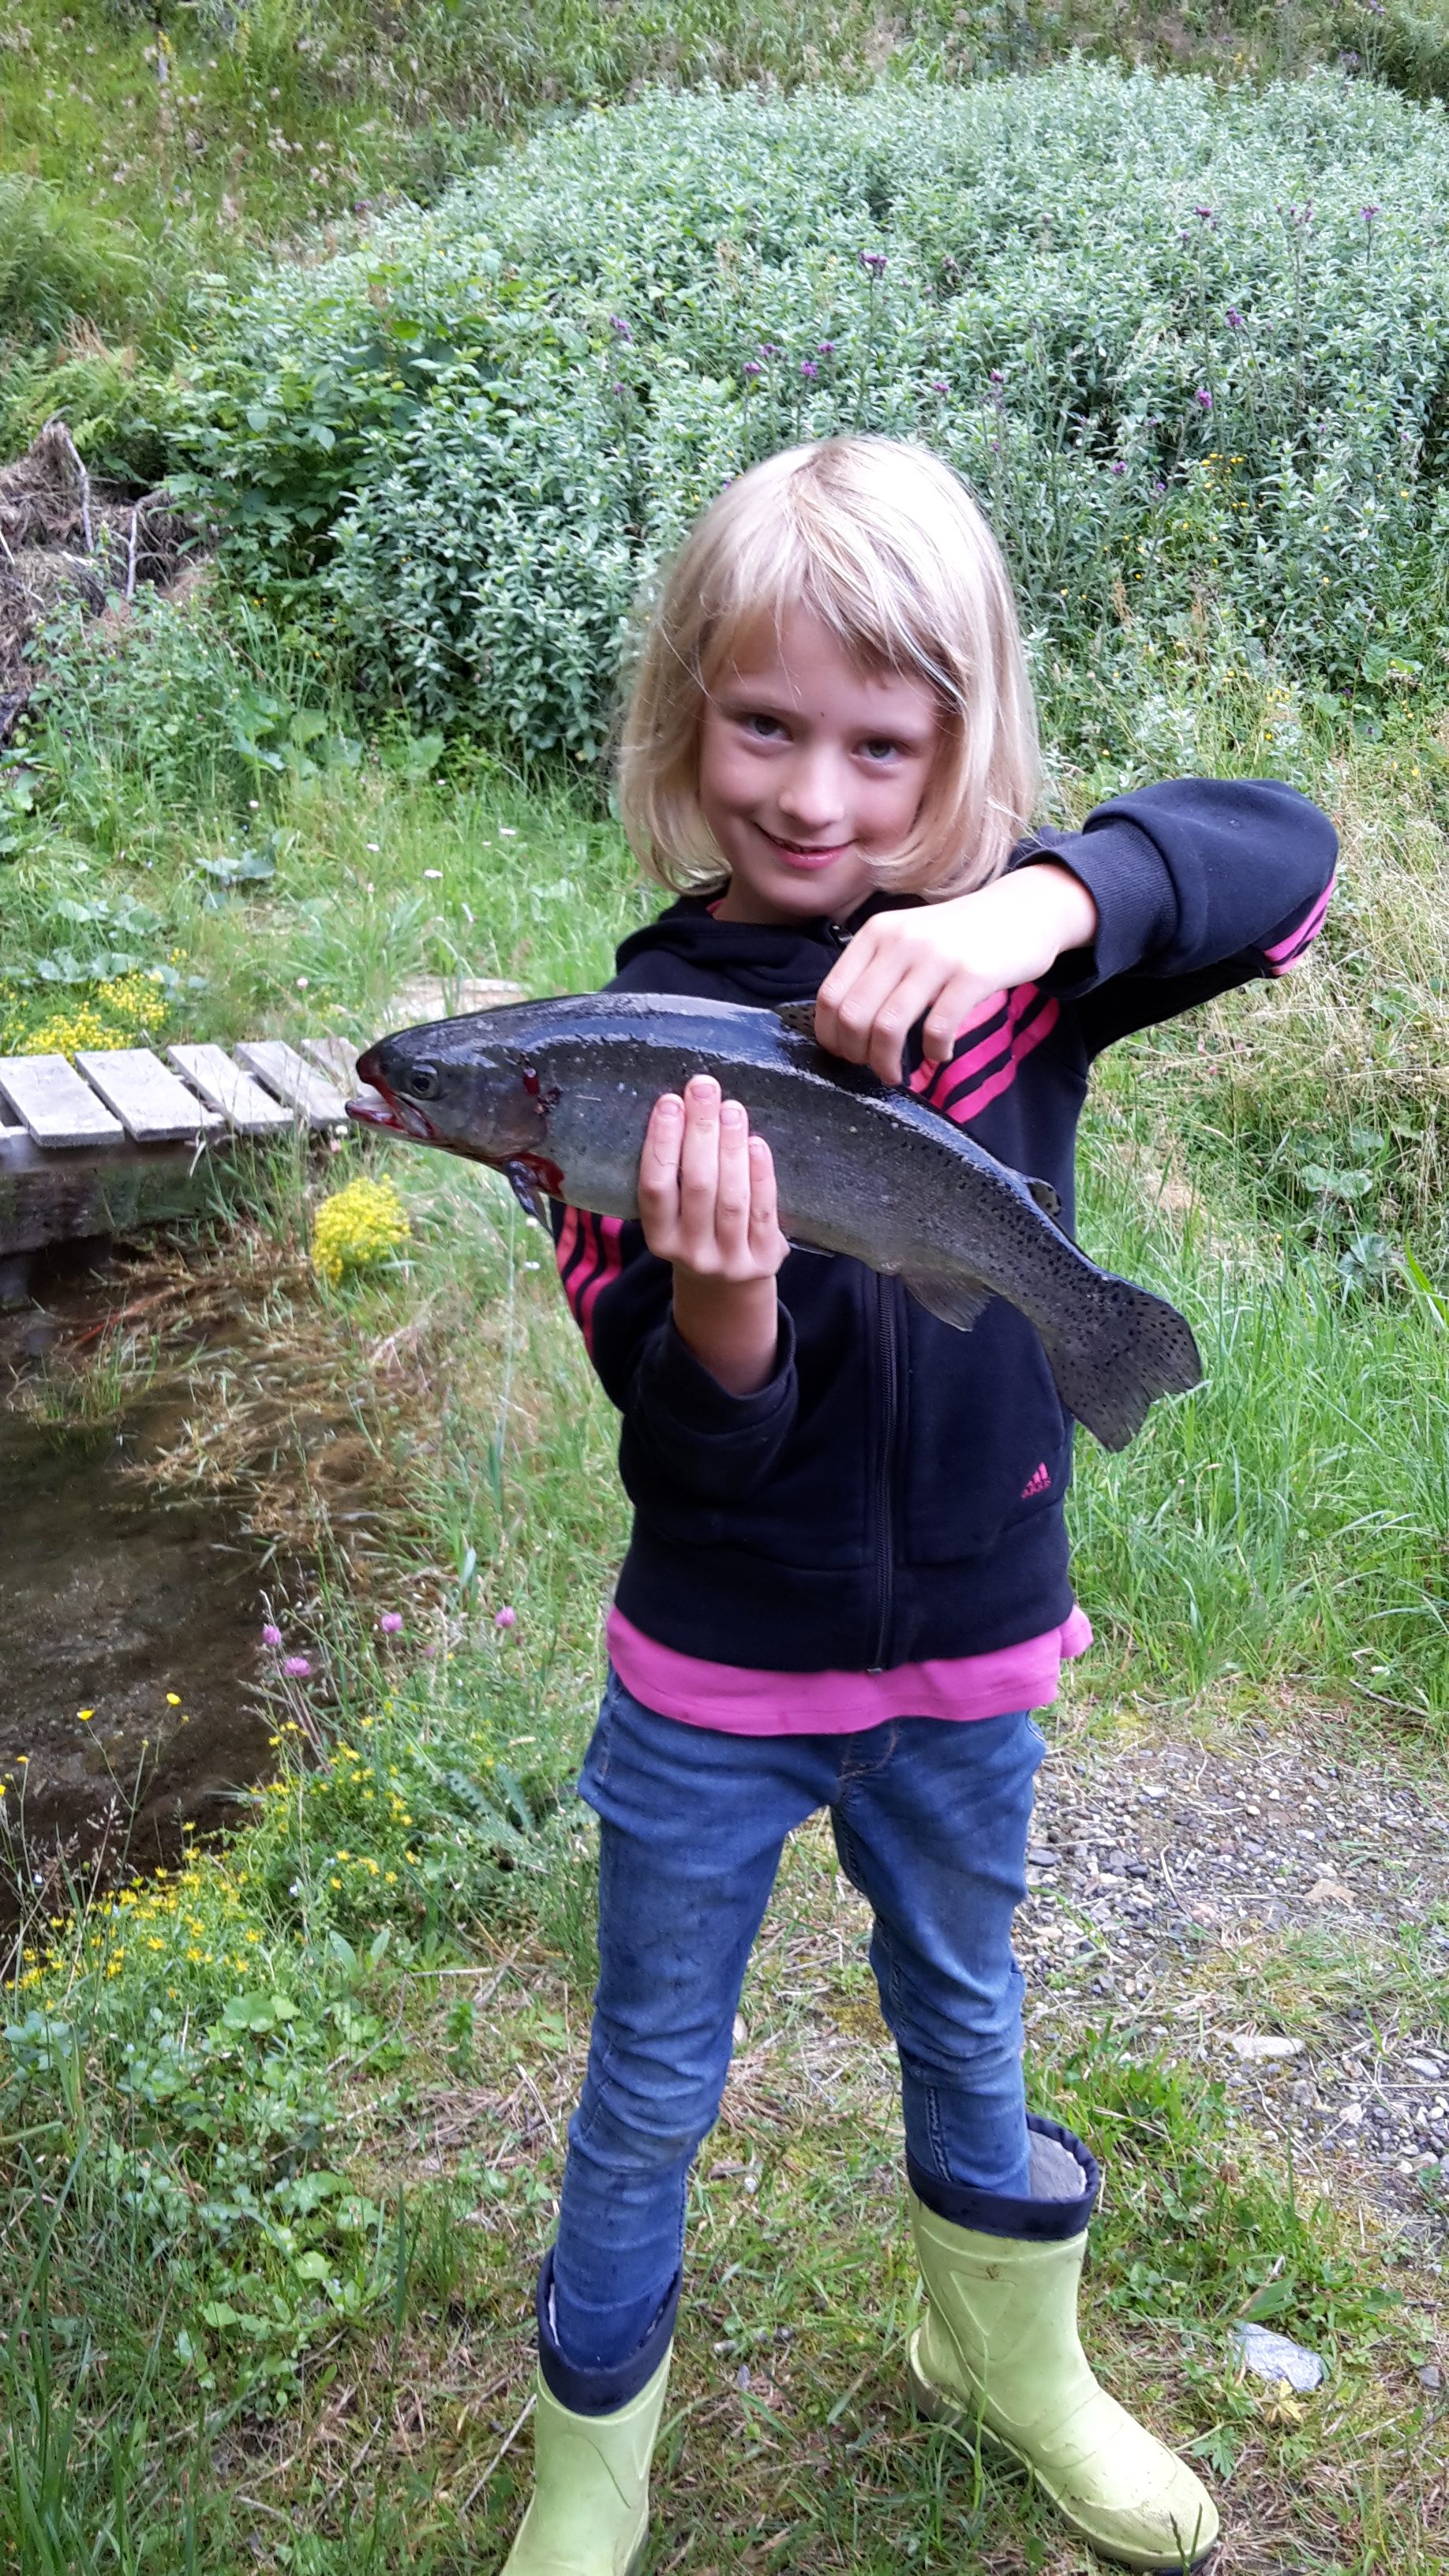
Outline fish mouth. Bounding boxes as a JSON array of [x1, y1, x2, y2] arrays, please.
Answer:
[[346, 1066, 439, 1143]]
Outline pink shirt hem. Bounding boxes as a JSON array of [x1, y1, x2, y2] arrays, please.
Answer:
[[605, 1603, 1093, 1737]]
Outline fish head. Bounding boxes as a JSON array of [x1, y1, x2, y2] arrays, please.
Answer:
[[350, 1018, 551, 1162]]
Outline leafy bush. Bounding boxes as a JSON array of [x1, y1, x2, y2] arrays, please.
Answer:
[[170, 65, 1449, 762]]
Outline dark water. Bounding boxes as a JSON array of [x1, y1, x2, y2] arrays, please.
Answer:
[[0, 1245, 286, 1905]]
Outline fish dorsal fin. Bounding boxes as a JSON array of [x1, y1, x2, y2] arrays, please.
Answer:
[[900, 1267, 995, 1332], [773, 1000, 890, 1098], [1025, 1175, 1061, 1222], [774, 999, 819, 1043]]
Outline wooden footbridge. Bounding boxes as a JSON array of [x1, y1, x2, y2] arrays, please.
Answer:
[[0, 980, 521, 1279], [0, 1036, 358, 1274]]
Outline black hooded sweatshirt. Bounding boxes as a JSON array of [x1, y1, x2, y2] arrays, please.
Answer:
[[552, 777, 1337, 1676]]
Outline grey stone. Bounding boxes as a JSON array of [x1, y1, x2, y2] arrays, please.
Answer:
[[1233, 2323, 1327, 2392]]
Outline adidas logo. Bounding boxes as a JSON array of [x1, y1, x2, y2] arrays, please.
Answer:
[[1020, 1461, 1051, 1499]]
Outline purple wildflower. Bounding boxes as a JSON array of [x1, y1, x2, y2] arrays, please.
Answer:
[[743, 359, 762, 380], [1193, 204, 1216, 224], [989, 367, 1004, 384], [1361, 203, 1380, 223], [609, 314, 631, 339], [610, 379, 626, 395], [494, 1605, 517, 1631], [859, 250, 887, 276], [817, 339, 836, 355], [929, 377, 949, 395], [262, 1623, 283, 1648], [1152, 478, 1166, 494], [1226, 306, 1245, 329], [379, 1611, 403, 1635], [1196, 388, 1213, 410], [1110, 459, 1126, 476], [800, 358, 818, 380], [757, 341, 781, 359], [283, 1655, 311, 1679]]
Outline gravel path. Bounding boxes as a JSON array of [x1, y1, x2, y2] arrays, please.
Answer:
[[1018, 1713, 1449, 2249]]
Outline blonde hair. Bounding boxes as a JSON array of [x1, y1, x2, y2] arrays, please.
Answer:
[[617, 436, 1039, 900]]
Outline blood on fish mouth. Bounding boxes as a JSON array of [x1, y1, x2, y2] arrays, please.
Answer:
[[346, 1079, 438, 1143]]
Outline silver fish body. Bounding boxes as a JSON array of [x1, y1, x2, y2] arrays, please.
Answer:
[[351, 990, 1201, 1450]]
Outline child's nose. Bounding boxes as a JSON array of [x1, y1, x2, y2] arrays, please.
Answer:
[[776, 745, 847, 830]]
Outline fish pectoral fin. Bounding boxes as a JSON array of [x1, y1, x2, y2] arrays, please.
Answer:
[[900, 1267, 995, 1331], [1024, 1174, 1062, 1223], [504, 1159, 550, 1224]]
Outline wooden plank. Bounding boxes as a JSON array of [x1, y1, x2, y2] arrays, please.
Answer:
[[302, 1035, 360, 1091], [167, 1043, 292, 1135], [235, 1039, 347, 1129], [0, 1054, 125, 1149], [75, 1048, 219, 1145], [0, 1129, 220, 1258]]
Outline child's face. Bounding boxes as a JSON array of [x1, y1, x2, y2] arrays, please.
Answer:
[[700, 608, 941, 926]]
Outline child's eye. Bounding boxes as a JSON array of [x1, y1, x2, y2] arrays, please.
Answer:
[[859, 736, 902, 762], [740, 712, 788, 739]]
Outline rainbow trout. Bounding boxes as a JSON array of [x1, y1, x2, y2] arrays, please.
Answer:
[[350, 991, 1200, 1450]]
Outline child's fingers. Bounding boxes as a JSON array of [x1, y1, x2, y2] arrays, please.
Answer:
[[921, 971, 986, 1071], [676, 1073, 723, 1248], [713, 1097, 753, 1259], [637, 1092, 685, 1249], [747, 1134, 787, 1268]]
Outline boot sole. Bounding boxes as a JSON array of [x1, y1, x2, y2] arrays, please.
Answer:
[[908, 2344, 1217, 2574]]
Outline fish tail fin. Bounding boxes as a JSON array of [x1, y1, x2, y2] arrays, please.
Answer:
[[1041, 1275, 1202, 1451]]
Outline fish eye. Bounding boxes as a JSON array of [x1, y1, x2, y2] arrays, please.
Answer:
[[406, 1062, 441, 1100]]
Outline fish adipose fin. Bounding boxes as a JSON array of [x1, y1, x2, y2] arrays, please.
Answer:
[[1040, 1279, 1203, 1451], [900, 1269, 995, 1331]]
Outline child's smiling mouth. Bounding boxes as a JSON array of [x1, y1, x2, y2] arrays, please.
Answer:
[[758, 824, 855, 867]]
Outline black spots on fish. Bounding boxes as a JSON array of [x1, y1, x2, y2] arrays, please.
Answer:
[[774, 1001, 819, 1043], [1039, 1279, 1203, 1451]]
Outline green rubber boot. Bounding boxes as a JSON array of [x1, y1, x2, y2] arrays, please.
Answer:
[[500, 2347, 672, 2576], [908, 2125, 1219, 2572]]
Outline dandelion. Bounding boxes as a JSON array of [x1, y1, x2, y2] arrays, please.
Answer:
[[380, 1610, 404, 1635], [495, 1605, 517, 1631], [262, 1623, 283, 1646], [77, 1708, 94, 1722], [166, 1693, 181, 1706], [284, 1655, 312, 1679]]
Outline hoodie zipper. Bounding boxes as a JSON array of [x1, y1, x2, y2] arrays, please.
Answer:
[[867, 1273, 902, 1672]]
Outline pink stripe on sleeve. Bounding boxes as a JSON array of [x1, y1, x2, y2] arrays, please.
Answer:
[[578, 1215, 626, 1353], [1264, 873, 1335, 972], [935, 994, 1060, 1126]]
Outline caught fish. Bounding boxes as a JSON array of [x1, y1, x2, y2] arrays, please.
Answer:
[[350, 992, 1201, 1449]]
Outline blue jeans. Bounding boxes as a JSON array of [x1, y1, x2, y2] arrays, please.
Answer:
[[550, 1672, 1045, 2376]]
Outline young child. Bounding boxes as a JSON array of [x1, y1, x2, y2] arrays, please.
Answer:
[[503, 437, 1336, 2574]]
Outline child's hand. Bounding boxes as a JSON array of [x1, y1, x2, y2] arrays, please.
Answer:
[[638, 1075, 788, 1393], [814, 862, 1099, 1085]]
